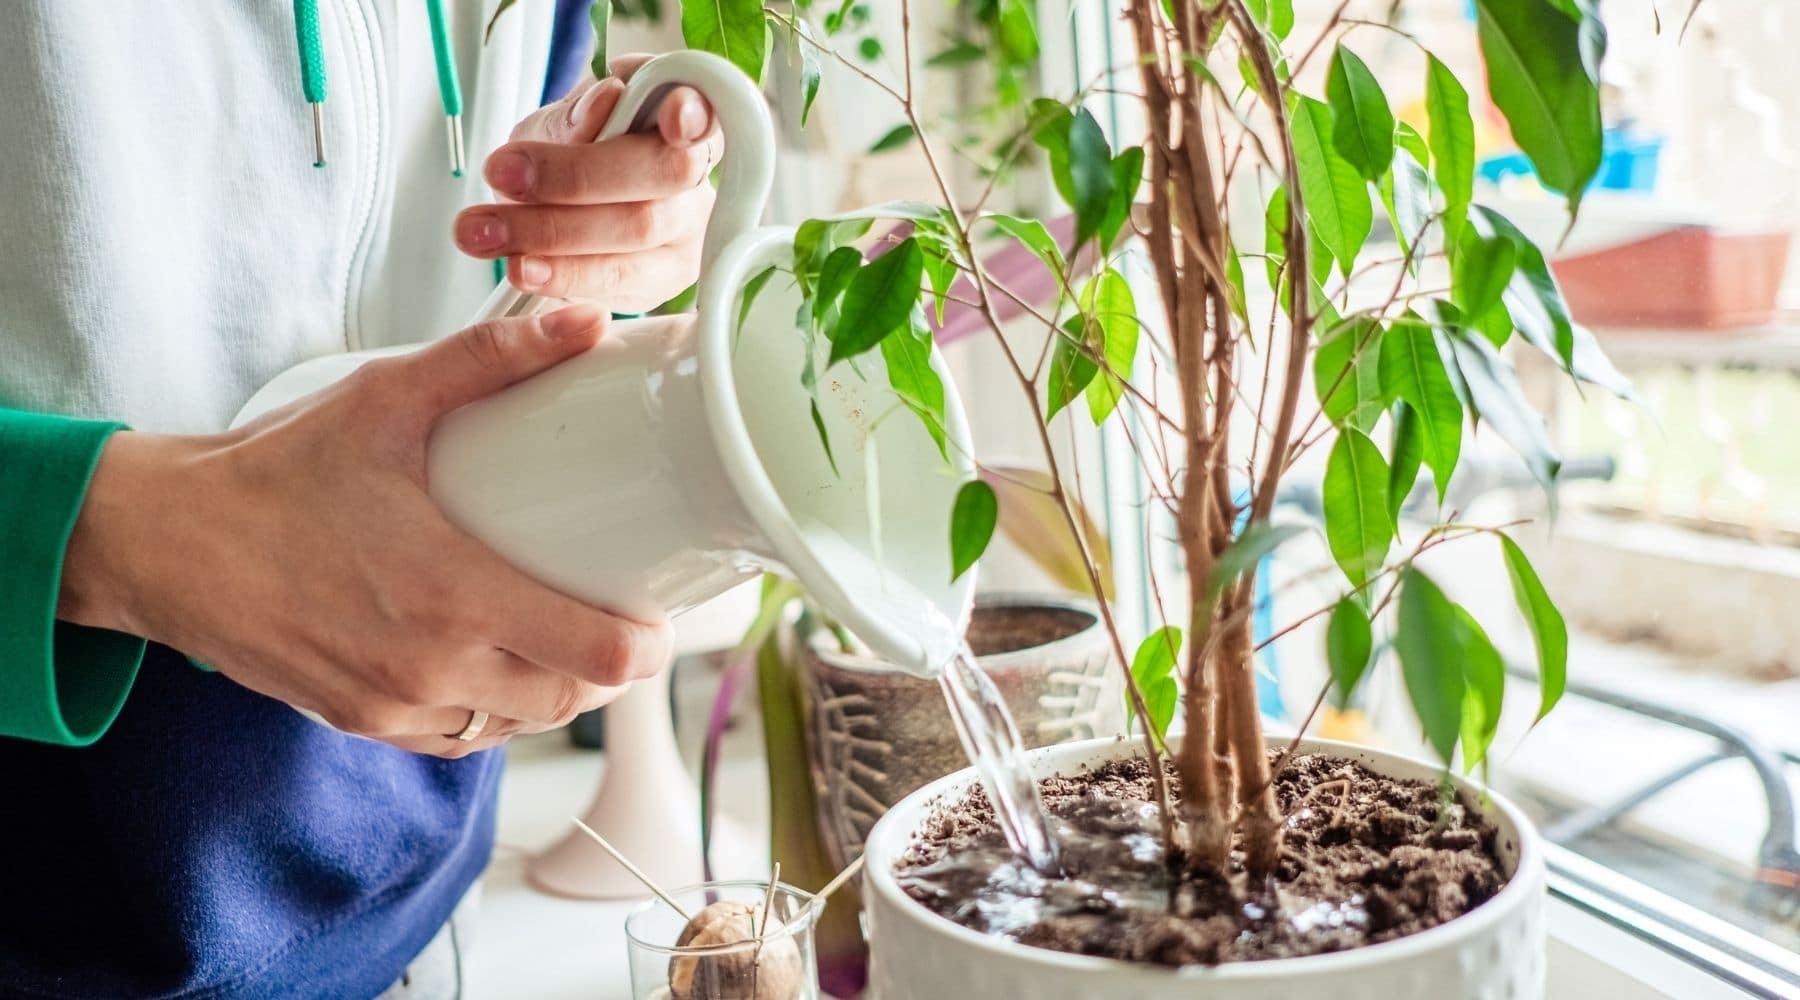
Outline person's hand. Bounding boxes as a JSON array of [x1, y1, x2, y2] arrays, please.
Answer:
[[454, 55, 719, 312], [57, 305, 673, 758]]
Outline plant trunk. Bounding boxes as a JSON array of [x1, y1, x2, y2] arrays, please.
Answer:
[[1216, 596, 1283, 877]]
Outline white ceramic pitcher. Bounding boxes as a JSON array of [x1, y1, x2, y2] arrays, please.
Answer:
[[234, 51, 974, 677]]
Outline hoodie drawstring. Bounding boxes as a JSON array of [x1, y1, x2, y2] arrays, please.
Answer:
[[293, 0, 328, 167], [424, 0, 468, 176], [292, 0, 467, 175]]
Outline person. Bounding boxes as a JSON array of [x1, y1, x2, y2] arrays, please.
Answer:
[[0, 3, 719, 996]]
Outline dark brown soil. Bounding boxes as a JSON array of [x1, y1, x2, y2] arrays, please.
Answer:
[[964, 604, 1096, 657], [895, 749, 1507, 966]]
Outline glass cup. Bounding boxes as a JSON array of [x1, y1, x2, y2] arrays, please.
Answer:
[[624, 880, 820, 1000]]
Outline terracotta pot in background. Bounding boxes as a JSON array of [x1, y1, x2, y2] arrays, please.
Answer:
[[1551, 226, 1791, 330], [800, 593, 1119, 872]]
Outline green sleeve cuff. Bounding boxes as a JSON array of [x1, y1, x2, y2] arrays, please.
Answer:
[[0, 409, 146, 746]]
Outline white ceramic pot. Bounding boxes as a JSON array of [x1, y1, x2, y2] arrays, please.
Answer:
[[232, 51, 974, 675], [862, 735, 1546, 1000]]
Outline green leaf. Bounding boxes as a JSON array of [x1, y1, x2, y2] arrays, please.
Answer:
[[1323, 427, 1393, 588], [1499, 534, 1568, 723], [857, 35, 883, 61], [1327, 597, 1373, 708], [1451, 226, 1518, 320], [819, 200, 946, 224], [682, 0, 767, 83], [921, 243, 958, 324], [830, 237, 924, 364], [1469, 299, 1515, 349], [821, 0, 856, 33], [793, 217, 873, 279], [986, 213, 1066, 272], [1065, 108, 1117, 248], [1473, 0, 1606, 218], [927, 40, 986, 66], [1380, 321, 1463, 502], [783, 20, 823, 127], [1454, 606, 1506, 773], [812, 245, 863, 325], [1224, 247, 1249, 321], [588, 0, 612, 80], [809, 399, 839, 477], [737, 266, 776, 337], [1209, 522, 1307, 599], [1395, 568, 1467, 765], [1395, 120, 1430, 170], [1469, 205, 1632, 397], [1028, 99, 1075, 179], [1046, 316, 1099, 422], [1243, 0, 1295, 39], [1126, 626, 1182, 743], [869, 123, 916, 154], [1290, 95, 1372, 277], [1388, 401, 1424, 527], [1326, 45, 1395, 182], [1424, 55, 1475, 233], [995, 0, 1040, 63], [1082, 268, 1139, 423], [950, 479, 998, 581], [1385, 148, 1431, 260], [1315, 319, 1385, 432], [882, 313, 949, 460], [1100, 146, 1145, 254], [1444, 331, 1562, 494], [485, 0, 520, 44]]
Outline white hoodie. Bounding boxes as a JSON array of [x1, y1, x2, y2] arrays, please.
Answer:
[[0, 0, 559, 433]]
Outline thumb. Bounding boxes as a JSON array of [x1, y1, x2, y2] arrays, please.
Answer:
[[402, 305, 605, 419]]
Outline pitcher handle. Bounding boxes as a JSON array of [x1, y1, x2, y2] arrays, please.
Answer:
[[467, 50, 776, 323]]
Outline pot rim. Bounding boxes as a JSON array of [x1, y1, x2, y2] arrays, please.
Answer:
[[805, 591, 1105, 672], [862, 733, 1545, 980]]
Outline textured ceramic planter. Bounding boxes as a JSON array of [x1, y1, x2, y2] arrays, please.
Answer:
[[801, 593, 1119, 872], [862, 735, 1546, 1000]]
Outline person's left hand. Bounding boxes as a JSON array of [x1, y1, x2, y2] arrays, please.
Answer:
[[454, 54, 719, 312]]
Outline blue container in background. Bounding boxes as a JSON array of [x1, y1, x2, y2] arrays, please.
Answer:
[[1478, 129, 1664, 194]]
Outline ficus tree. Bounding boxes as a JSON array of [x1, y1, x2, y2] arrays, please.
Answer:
[[573, 0, 1624, 900]]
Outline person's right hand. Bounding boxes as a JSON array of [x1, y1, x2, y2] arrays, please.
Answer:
[[56, 305, 673, 758]]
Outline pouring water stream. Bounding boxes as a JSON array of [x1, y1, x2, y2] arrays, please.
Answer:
[[923, 607, 1062, 874]]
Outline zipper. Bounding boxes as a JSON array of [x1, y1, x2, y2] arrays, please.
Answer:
[[328, 0, 389, 352]]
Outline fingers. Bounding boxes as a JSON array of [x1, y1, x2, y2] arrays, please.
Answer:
[[506, 244, 704, 308], [483, 132, 715, 206], [497, 582, 674, 688], [455, 182, 711, 259], [656, 87, 715, 148], [381, 305, 604, 419], [447, 652, 623, 730], [509, 76, 624, 144]]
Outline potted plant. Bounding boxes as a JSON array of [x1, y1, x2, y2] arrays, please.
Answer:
[[600, 0, 1631, 996]]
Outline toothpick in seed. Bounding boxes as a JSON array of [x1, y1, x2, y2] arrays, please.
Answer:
[[568, 817, 692, 920], [766, 853, 866, 941]]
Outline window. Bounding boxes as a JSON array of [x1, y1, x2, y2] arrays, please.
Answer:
[[757, 0, 1798, 989]]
